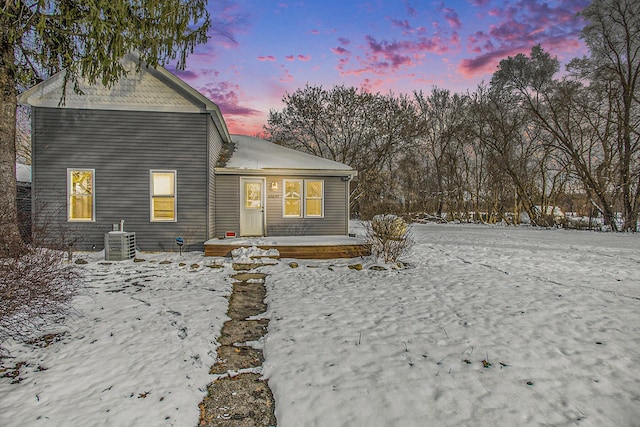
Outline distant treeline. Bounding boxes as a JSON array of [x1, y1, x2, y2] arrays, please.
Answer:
[[265, 0, 640, 231]]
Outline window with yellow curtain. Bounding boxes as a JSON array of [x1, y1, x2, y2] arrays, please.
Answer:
[[305, 180, 323, 217], [68, 169, 94, 221], [150, 170, 176, 221], [283, 179, 302, 217]]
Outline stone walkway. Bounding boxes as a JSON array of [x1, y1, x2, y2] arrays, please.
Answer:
[[198, 267, 277, 426]]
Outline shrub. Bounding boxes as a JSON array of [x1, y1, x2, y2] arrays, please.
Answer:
[[0, 247, 81, 348], [364, 214, 413, 263], [0, 212, 81, 355]]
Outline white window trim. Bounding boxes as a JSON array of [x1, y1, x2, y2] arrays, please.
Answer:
[[282, 179, 303, 218], [281, 179, 325, 218], [304, 180, 324, 218], [150, 170, 177, 222], [67, 168, 95, 222]]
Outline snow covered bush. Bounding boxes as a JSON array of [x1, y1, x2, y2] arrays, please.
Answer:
[[364, 214, 413, 263]]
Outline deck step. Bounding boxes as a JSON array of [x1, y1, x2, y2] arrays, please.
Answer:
[[206, 243, 371, 259]]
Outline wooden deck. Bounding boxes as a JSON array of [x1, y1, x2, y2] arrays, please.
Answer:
[[204, 236, 371, 259]]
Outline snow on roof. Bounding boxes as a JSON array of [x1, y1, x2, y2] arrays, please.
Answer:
[[223, 135, 355, 173], [16, 163, 31, 182]]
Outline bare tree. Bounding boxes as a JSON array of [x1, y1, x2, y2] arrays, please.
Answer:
[[414, 88, 468, 218], [468, 83, 551, 224], [492, 46, 623, 229], [578, 0, 640, 230], [266, 85, 424, 217]]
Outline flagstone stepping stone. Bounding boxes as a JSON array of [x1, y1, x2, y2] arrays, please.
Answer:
[[210, 346, 264, 375], [218, 319, 269, 346], [227, 284, 268, 320], [199, 373, 276, 427], [231, 272, 267, 281]]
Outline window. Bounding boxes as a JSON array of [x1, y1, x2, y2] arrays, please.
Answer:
[[283, 180, 302, 217], [282, 179, 324, 218], [305, 180, 324, 217], [68, 169, 95, 221], [150, 170, 176, 221]]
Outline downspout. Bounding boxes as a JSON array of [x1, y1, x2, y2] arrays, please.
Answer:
[[344, 173, 355, 235]]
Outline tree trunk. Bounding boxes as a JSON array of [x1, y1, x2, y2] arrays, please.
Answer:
[[0, 14, 21, 256]]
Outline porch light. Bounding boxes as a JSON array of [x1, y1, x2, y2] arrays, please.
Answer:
[[271, 181, 278, 190]]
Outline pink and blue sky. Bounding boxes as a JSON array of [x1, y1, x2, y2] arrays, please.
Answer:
[[174, 0, 590, 135]]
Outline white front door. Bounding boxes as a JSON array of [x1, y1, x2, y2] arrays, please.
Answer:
[[240, 178, 265, 236]]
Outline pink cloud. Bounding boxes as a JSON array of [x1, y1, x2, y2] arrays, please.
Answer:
[[257, 55, 276, 62], [297, 54, 311, 62], [360, 78, 385, 93], [198, 81, 260, 117], [389, 18, 413, 33], [458, 0, 589, 77], [279, 66, 294, 82], [334, 20, 461, 78], [338, 37, 350, 46], [443, 7, 462, 30], [457, 47, 528, 77], [331, 46, 349, 55], [403, 0, 419, 17], [225, 116, 265, 136], [365, 33, 454, 67], [285, 55, 295, 61], [366, 36, 416, 68], [310, 29, 320, 35]]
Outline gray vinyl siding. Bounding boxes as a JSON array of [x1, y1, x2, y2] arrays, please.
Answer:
[[214, 175, 240, 237], [265, 176, 348, 235], [207, 119, 223, 239], [214, 174, 348, 237], [32, 107, 209, 251]]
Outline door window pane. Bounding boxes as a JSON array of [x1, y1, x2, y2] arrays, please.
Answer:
[[245, 182, 262, 208]]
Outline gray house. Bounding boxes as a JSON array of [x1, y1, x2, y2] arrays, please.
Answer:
[[18, 54, 357, 252]]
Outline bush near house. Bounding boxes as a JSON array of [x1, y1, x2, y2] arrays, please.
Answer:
[[0, 213, 81, 355], [364, 214, 413, 263]]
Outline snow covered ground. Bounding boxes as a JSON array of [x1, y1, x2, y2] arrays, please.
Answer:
[[0, 252, 233, 427], [262, 224, 640, 426], [2, 223, 640, 427]]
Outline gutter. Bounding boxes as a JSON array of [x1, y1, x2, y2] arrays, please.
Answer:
[[214, 168, 357, 177]]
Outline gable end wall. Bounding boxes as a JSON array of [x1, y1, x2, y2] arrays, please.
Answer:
[[32, 107, 209, 251]]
